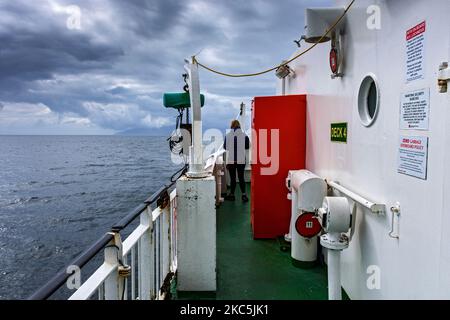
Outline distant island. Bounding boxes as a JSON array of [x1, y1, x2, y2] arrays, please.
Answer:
[[115, 127, 173, 136]]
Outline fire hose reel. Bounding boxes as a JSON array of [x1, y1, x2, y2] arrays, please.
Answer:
[[295, 212, 322, 239], [286, 170, 327, 268]]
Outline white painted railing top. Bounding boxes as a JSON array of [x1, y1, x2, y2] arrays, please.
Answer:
[[69, 189, 178, 300]]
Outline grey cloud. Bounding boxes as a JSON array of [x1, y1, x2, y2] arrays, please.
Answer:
[[110, 0, 187, 38], [0, 0, 330, 134]]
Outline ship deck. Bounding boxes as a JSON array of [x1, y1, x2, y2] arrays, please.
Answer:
[[174, 184, 347, 300]]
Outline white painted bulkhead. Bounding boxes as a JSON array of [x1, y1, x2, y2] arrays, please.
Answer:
[[280, 0, 450, 299]]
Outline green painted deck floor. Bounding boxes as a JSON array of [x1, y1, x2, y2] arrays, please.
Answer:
[[175, 186, 347, 300]]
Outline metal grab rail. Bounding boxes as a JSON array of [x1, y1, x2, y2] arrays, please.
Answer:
[[28, 233, 114, 300], [28, 166, 187, 300]]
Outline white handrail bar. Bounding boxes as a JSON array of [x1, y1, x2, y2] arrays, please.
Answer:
[[69, 263, 116, 300], [328, 180, 386, 215]]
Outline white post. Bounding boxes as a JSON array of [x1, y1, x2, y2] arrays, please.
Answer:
[[162, 207, 170, 284], [240, 102, 246, 132], [138, 207, 153, 300], [240, 102, 251, 180], [169, 191, 178, 272], [176, 58, 216, 294], [286, 188, 298, 242], [185, 58, 208, 178], [104, 233, 123, 300], [327, 248, 342, 300]]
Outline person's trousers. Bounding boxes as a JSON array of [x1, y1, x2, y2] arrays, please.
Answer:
[[227, 164, 246, 195]]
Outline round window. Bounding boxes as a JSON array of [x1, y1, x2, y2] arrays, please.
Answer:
[[358, 74, 380, 127]]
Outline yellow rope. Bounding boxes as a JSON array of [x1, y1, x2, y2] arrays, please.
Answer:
[[194, 0, 356, 78]]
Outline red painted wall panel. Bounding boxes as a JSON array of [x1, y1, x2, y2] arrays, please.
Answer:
[[251, 95, 307, 239]]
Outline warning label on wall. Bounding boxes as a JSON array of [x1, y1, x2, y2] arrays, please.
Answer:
[[400, 88, 430, 130], [406, 21, 426, 82], [397, 136, 429, 180]]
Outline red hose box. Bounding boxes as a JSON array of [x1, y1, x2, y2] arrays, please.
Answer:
[[251, 95, 306, 239]]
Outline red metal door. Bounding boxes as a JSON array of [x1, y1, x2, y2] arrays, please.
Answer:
[[251, 95, 307, 239]]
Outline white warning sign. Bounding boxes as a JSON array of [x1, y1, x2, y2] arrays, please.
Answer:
[[397, 136, 429, 180], [406, 21, 426, 82], [400, 88, 430, 130]]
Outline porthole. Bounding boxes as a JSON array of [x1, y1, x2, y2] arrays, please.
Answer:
[[358, 74, 380, 127]]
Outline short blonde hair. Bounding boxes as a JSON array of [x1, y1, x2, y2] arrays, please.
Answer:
[[230, 120, 241, 129]]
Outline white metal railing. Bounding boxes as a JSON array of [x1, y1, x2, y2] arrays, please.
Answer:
[[31, 155, 226, 300], [69, 189, 178, 300]]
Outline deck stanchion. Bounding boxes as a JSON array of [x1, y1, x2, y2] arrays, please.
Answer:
[[104, 233, 123, 300], [138, 206, 154, 300]]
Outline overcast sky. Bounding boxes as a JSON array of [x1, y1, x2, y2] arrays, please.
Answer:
[[0, 0, 330, 135]]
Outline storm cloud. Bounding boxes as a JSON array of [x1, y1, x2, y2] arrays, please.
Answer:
[[0, 0, 330, 135]]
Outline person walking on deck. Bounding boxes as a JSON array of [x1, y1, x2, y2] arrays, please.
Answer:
[[224, 120, 250, 203]]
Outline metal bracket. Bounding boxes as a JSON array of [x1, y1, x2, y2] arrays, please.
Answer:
[[438, 62, 450, 93], [294, 35, 307, 48], [182, 73, 189, 92], [157, 190, 170, 209], [320, 233, 349, 251]]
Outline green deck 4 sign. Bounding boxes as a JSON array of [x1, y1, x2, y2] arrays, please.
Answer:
[[331, 123, 348, 143]]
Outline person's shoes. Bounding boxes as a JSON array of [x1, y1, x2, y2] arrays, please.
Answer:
[[225, 194, 236, 201], [242, 194, 249, 203]]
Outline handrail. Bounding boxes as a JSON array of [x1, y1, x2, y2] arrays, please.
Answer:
[[28, 165, 187, 300], [111, 185, 168, 232], [28, 233, 114, 300], [69, 194, 176, 300], [327, 181, 386, 215]]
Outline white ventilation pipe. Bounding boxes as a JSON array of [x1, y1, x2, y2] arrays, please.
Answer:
[[319, 197, 352, 300], [327, 248, 342, 300], [286, 170, 326, 266], [281, 78, 286, 96]]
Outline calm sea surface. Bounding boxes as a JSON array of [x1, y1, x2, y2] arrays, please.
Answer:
[[0, 136, 179, 299]]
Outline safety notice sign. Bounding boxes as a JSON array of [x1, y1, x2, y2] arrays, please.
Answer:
[[400, 88, 430, 130], [406, 21, 426, 82], [397, 136, 429, 180]]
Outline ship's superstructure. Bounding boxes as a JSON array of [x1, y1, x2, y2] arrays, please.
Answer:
[[280, 0, 450, 299], [29, 0, 450, 301]]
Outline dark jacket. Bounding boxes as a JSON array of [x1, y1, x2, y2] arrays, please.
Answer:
[[224, 128, 250, 165]]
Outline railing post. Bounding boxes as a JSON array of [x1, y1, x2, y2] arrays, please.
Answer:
[[169, 191, 178, 272], [104, 232, 123, 300], [162, 206, 170, 282], [138, 206, 153, 300]]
